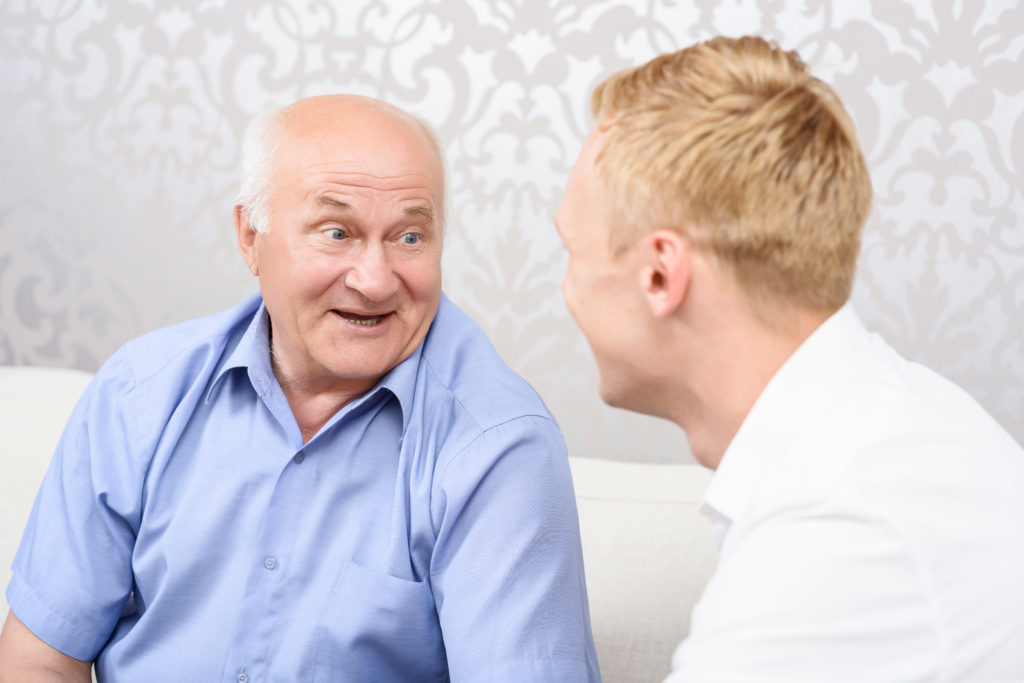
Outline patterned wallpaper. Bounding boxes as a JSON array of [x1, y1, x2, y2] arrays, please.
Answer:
[[2, 0, 1022, 462]]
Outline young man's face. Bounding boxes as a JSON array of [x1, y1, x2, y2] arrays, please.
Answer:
[[555, 126, 649, 409]]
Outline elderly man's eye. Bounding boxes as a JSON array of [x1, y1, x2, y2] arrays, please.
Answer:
[[325, 228, 346, 240], [401, 233, 421, 245]]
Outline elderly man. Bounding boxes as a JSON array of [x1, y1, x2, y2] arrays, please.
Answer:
[[0, 95, 599, 682], [555, 35, 1024, 682]]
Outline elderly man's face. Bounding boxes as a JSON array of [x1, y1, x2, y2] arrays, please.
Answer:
[[240, 98, 443, 396]]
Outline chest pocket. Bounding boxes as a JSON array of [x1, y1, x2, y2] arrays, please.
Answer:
[[313, 560, 448, 682]]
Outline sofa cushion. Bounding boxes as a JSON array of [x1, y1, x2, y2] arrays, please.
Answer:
[[0, 365, 94, 621], [570, 457, 717, 683]]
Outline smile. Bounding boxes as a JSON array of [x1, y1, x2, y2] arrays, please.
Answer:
[[335, 311, 388, 327]]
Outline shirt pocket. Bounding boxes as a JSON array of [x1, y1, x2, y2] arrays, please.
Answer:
[[312, 560, 448, 682]]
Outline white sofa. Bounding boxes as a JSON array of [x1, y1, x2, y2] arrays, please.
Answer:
[[1, 365, 95, 620], [571, 458, 717, 681], [0, 365, 718, 682]]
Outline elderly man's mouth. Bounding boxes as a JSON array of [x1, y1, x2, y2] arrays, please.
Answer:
[[335, 310, 389, 327]]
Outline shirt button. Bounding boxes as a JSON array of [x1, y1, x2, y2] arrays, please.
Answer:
[[294, 451, 305, 464], [264, 556, 277, 570], [237, 673, 248, 683]]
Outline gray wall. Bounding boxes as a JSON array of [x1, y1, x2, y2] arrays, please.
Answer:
[[2, 1, 1022, 462]]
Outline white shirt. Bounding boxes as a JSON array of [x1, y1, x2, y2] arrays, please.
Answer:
[[667, 306, 1024, 683]]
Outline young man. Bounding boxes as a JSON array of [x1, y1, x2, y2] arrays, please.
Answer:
[[1, 95, 599, 682], [556, 35, 1024, 682]]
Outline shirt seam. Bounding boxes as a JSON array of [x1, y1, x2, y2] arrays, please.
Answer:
[[439, 412, 557, 473], [425, 411, 559, 566], [420, 351, 555, 473], [121, 329, 238, 530], [124, 330, 233, 385]]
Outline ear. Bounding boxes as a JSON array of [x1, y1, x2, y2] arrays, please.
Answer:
[[234, 205, 260, 276], [638, 229, 691, 318]]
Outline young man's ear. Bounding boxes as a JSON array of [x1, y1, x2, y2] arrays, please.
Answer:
[[234, 205, 260, 276], [639, 229, 691, 318]]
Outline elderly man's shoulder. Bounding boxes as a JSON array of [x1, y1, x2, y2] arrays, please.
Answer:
[[104, 293, 260, 386], [419, 295, 556, 428]]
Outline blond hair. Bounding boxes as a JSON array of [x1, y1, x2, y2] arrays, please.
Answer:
[[591, 35, 872, 314]]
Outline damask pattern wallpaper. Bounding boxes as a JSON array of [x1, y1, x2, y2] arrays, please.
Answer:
[[2, 0, 1022, 462]]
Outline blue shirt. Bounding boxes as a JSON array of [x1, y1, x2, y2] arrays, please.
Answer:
[[8, 293, 600, 682]]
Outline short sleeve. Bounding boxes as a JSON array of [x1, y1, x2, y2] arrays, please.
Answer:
[[6, 349, 142, 661], [429, 415, 601, 682]]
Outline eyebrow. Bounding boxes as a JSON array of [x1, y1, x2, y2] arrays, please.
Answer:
[[317, 196, 434, 223], [404, 205, 434, 223], [318, 196, 350, 210]]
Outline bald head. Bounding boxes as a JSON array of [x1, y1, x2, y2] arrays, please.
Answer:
[[237, 95, 446, 234]]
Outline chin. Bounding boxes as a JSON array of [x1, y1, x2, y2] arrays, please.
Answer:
[[599, 376, 671, 422], [597, 377, 632, 412]]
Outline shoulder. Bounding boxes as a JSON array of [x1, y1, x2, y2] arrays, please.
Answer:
[[761, 331, 1024, 604], [694, 318, 1024, 678], [118, 293, 260, 383], [770, 314, 1022, 486], [419, 295, 557, 431], [824, 355, 1024, 542], [85, 294, 262, 437], [736, 320, 1024, 574], [820, 339, 1020, 483], [407, 296, 566, 477], [701, 358, 1024, 680]]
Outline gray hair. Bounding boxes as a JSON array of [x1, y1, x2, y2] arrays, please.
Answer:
[[236, 106, 285, 234], [414, 118, 449, 231], [236, 101, 447, 235]]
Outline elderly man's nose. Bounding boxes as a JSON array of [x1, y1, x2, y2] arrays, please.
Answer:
[[345, 246, 397, 302]]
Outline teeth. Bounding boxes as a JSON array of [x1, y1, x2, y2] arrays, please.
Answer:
[[344, 315, 382, 326]]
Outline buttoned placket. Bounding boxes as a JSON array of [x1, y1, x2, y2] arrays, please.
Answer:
[[221, 442, 314, 682], [219, 382, 396, 681]]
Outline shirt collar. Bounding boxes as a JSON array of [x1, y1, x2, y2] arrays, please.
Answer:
[[208, 301, 276, 401], [701, 305, 869, 541], [376, 340, 423, 434], [207, 298, 425, 434]]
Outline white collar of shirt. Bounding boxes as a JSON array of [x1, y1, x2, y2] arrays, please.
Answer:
[[700, 304, 872, 549]]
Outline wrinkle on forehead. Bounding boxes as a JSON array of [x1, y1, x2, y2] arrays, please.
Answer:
[[301, 160, 441, 221], [317, 194, 434, 223], [305, 166, 438, 190], [272, 95, 446, 225], [305, 169, 440, 213]]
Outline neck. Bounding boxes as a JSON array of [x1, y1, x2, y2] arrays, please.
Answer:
[[663, 299, 829, 470], [270, 339, 377, 444]]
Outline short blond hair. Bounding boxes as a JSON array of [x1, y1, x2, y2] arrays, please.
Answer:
[[591, 35, 872, 314]]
